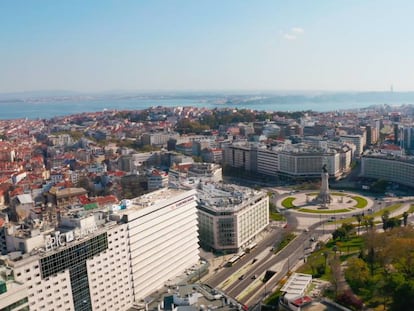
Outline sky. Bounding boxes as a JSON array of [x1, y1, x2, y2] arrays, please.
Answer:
[[1, 0, 414, 93]]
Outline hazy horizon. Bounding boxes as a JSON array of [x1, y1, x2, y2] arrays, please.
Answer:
[[2, 1, 414, 93]]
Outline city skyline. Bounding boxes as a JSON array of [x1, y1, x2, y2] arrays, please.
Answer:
[[1, 0, 414, 93]]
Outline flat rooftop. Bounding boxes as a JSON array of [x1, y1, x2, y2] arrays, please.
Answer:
[[281, 273, 312, 297], [115, 188, 194, 216]]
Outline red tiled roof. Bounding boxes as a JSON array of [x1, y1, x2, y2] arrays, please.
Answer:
[[381, 144, 401, 150], [93, 195, 118, 205], [292, 296, 312, 307], [78, 195, 90, 205]]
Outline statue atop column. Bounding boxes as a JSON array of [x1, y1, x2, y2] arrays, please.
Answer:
[[314, 164, 332, 207]]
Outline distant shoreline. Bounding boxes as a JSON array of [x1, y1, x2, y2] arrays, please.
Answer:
[[0, 92, 413, 120]]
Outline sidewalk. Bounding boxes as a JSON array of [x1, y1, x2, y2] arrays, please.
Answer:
[[199, 252, 234, 283]]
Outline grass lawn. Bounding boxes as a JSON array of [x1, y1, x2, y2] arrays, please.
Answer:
[[329, 236, 364, 254], [276, 233, 296, 252], [299, 208, 350, 214], [270, 211, 285, 221], [281, 197, 296, 208], [297, 235, 364, 280], [371, 203, 402, 218], [334, 216, 357, 225], [264, 287, 282, 305], [330, 192, 347, 196], [351, 196, 368, 208]]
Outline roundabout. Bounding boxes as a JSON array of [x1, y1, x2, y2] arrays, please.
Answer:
[[277, 166, 373, 216], [277, 191, 373, 215]]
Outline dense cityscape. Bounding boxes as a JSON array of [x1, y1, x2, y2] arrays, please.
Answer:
[[3, 1, 414, 310], [0, 102, 414, 311]]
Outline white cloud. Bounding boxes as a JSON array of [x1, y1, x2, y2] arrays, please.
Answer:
[[291, 27, 304, 34], [284, 34, 296, 40], [282, 27, 304, 40]]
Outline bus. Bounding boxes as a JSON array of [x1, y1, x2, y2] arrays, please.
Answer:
[[245, 242, 257, 253], [226, 255, 240, 267]]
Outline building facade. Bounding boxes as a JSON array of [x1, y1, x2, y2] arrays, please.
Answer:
[[361, 153, 414, 188], [1, 188, 199, 310], [197, 183, 269, 252], [114, 188, 199, 302]]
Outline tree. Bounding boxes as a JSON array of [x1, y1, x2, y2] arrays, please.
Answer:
[[363, 215, 374, 231], [390, 279, 414, 311], [363, 230, 381, 276], [356, 214, 363, 235], [386, 217, 401, 230], [345, 258, 370, 290], [332, 227, 347, 241], [333, 224, 354, 241], [403, 211, 409, 226], [330, 257, 342, 297], [382, 210, 390, 231], [371, 179, 388, 193], [336, 290, 363, 311]]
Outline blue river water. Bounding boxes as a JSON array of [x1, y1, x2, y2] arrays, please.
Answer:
[[0, 97, 406, 120]]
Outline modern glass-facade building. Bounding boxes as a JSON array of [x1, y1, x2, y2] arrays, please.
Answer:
[[40, 234, 108, 311]]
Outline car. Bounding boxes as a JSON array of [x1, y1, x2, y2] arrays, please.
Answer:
[[239, 275, 245, 280]]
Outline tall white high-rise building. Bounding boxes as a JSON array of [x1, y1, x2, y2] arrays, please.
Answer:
[[1, 188, 199, 310], [113, 188, 199, 302]]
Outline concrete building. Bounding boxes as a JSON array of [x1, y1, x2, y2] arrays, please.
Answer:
[[141, 132, 179, 147], [168, 163, 222, 189], [147, 169, 169, 191], [48, 134, 73, 147], [340, 135, 364, 157], [222, 142, 255, 172], [361, 152, 414, 188], [4, 216, 132, 311], [201, 148, 223, 164], [223, 140, 352, 180], [113, 188, 199, 302], [256, 146, 279, 177], [278, 149, 342, 179], [197, 183, 269, 252], [187, 163, 222, 183], [279, 273, 313, 311], [402, 127, 414, 154], [0, 264, 29, 311], [0, 188, 200, 310]]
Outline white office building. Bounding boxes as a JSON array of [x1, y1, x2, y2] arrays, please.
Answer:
[[113, 188, 199, 302], [5, 218, 133, 311], [1, 188, 199, 310], [361, 152, 414, 188]]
